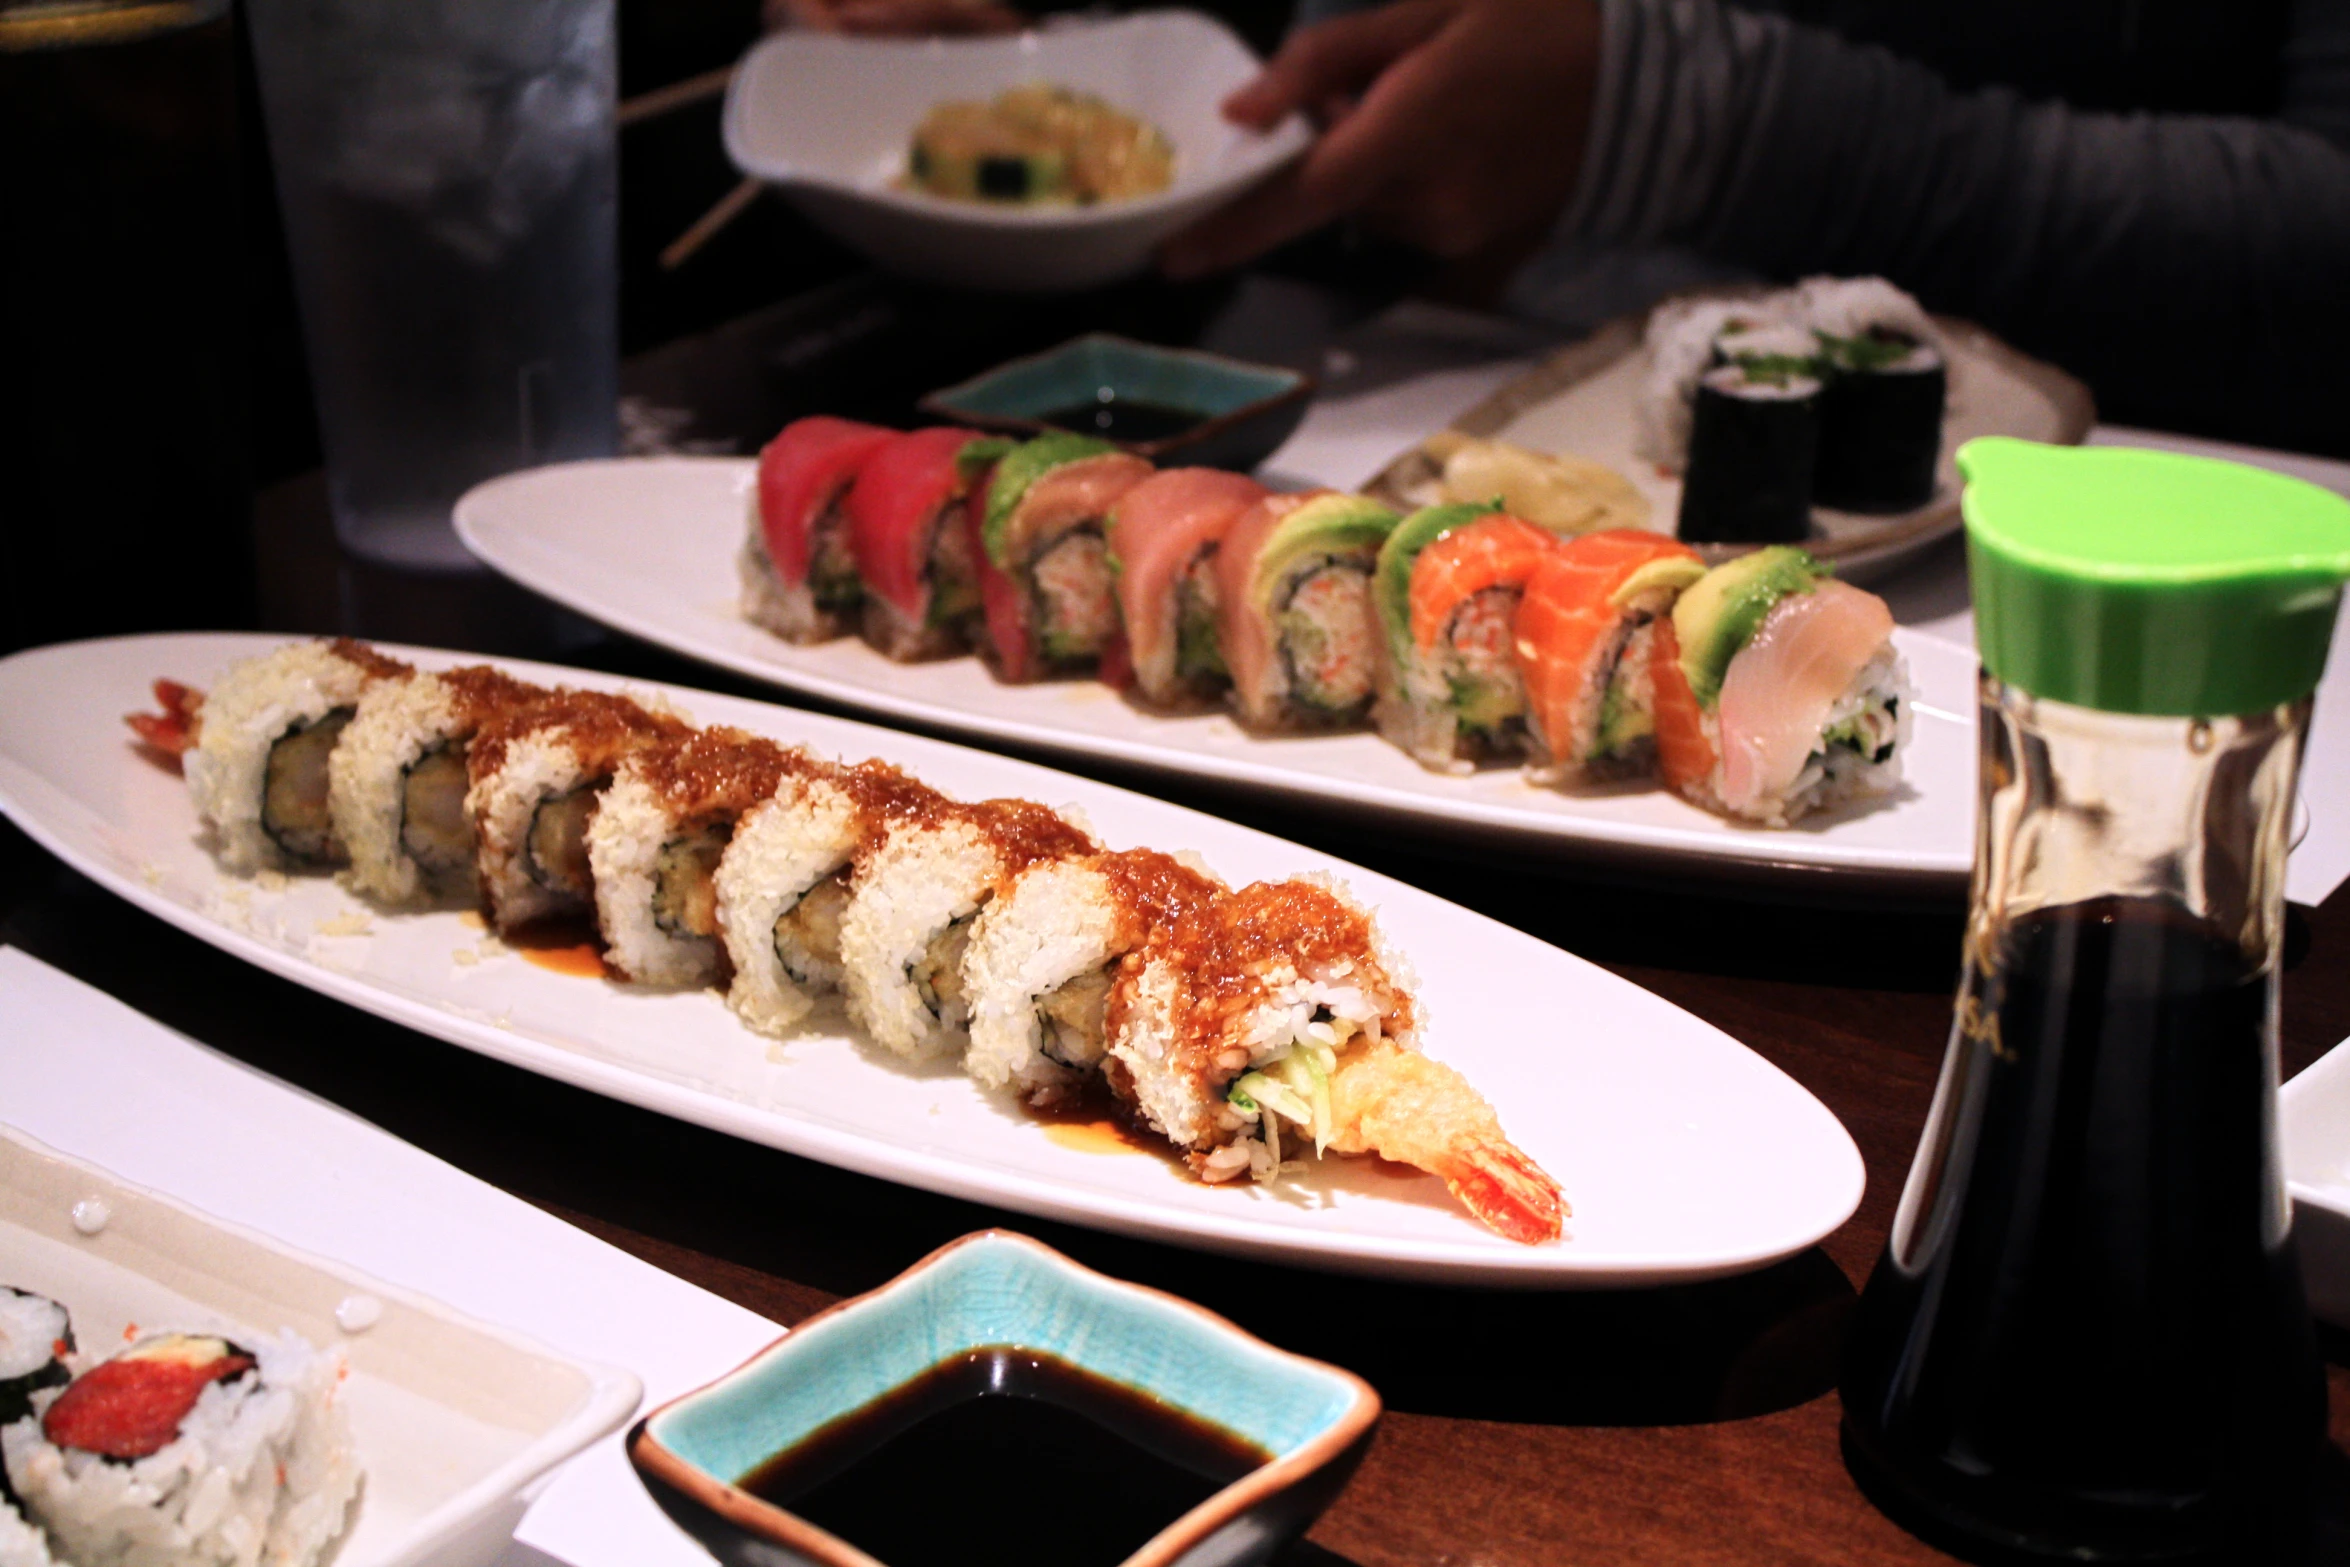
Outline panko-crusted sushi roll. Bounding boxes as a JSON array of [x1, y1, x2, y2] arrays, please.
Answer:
[[963, 848, 1225, 1106], [1216, 491, 1399, 731], [839, 798, 1096, 1061], [179, 639, 412, 874], [713, 758, 946, 1037], [740, 416, 894, 644], [465, 690, 692, 933], [1651, 546, 1911, 824], [1105, 876, 1563, 1243], [1102, 467, 1268, 709], [327, 664, 546, 907], [1515, 528, 1705, 785], [968, 433, 1152, 682], [2, 1331, 360, 1567], [0, 1288, 72, 1431], [587, 727, 819, 987], [1372, 503, 1562, 771], [847, 427, 1009, 662]]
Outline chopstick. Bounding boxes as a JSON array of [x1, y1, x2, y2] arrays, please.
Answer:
[[660, 177, 766, 270], [618, 63, 739, 128]]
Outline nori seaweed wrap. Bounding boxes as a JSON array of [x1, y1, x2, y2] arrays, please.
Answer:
[[1676, 332, 1823, 545], [1813, 330, 1946, 513]]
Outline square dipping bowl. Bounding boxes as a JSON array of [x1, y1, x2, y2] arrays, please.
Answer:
[[919, 333, 1313, 473], [627, 1230, 1378, 1567]]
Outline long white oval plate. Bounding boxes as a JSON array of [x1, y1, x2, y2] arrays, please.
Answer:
[[0, 633, 1862, 1287], [456, 458, 1976, 895]]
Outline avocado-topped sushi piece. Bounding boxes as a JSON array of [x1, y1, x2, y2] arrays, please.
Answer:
[[970, 433, 1152, 683], [1217, 491, 1399, 731]]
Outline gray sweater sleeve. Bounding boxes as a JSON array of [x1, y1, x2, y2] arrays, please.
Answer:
[[1561, 0, 2350, 454]]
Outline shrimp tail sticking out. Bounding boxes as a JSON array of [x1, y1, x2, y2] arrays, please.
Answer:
[[1327, 1035, 1566, 1244], [126, 679, 205, 760]]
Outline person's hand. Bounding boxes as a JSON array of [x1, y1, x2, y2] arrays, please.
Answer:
[[764, 0, 1024, 36], [1162, 0, 1601, 277]]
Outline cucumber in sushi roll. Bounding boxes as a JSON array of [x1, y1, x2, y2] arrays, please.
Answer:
[[1217, 491, 1400, 731], [970, 434, 1153, 683]]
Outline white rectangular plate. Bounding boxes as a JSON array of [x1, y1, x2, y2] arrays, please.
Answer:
[[0, 1127, 641, 1567], [455, 457, 1977, 894], [0, 633, 1862, 1287], [2280, 1038, 2350, 1330]]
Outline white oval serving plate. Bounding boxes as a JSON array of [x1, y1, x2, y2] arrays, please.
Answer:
[[456, 457, 1978, 896], [0, 634, 1862, 1288]]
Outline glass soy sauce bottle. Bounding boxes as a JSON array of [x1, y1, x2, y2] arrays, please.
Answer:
[[1841, 439, 2350, 1563]]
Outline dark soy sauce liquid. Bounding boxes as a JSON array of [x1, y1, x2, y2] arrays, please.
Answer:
[[1038, 399, 1206, 443], [740, 1346, 1270, 1566], [1843, 897, 2324, 1561]]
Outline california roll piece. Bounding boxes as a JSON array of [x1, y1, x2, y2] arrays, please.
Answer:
[[587, 727, 818, 987], [465, 690, 693, 933], [3, 1330, 359, 1567], [1651, 546, 1911, 824], [968, 433, 1153, 682], [1102, 467, 1268, 709], [963, 848, 1225, 1106], [1104, 876, 1564, 1243], [713, 758, 946, 1037], [1216, 491, 1399, 732], [0, 1290, 71, 1433], [1373, 503, 1564, 771], [327, 664, 547, 907], [839, 798, 1097, 1061], [847, 428, 1009, 661], [1514, 528, 1705, 784], [741, 416, 895, 644], [179, 639, 412, 874]]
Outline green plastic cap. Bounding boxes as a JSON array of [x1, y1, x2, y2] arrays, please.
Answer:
[[1959, 437, 2350, 716]]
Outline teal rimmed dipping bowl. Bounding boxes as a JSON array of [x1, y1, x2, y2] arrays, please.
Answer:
[[627, 1230, 1379, 1567]]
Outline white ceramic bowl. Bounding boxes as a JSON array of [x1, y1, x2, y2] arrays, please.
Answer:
[[721, 9, 1311, 292]]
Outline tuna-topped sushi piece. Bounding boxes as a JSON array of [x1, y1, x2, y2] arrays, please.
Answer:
[[587, 727, 820, 987], [839, 797, 1097, 1061], [962, 847, 1226, 1106], [1514, 528, 1705, 785], [328, 664, 547, 907], [967, 433, 1152, 682], [1651, 546, 1910, 824], [1217, 491, 1400, 731], [1102, 467, 1268, 709], [3, 1331, 359, 1567], [712, 757, 946, 1038], [847, 427, 1011, 662], [1372, 502, 1565, 771], [466, 689, 693, 933], [161, 639, 413, 874], [1103, 875, 1565, 1244], [0, 1288, 71, 1432], [740, 416, 895, 644]]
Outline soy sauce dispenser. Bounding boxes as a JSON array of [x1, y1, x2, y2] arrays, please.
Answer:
[[1842, 439, 2350, 1561]]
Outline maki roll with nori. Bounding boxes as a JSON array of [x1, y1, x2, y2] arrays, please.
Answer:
[[1800, 277, 1948, 513], [968, 434, 1152, 682], [1676, 324, 1826, 545], [1216, 490, 1400, 731], [0, 1291, 70, 1435]]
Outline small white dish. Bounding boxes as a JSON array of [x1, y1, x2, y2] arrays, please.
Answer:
[[722, 9, 1311, 291]]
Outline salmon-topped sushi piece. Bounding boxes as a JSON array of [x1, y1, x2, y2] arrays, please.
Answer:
[[1513, 529, 1705, 785]]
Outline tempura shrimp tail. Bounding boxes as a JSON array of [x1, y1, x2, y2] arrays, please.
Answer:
[[126, 678, 204, 759], [1327, 1035, 1567, 1244]]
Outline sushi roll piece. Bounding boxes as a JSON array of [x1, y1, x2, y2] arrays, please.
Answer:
[[328, 664, 547, 907], [838, 797, 1097, 1062], [962, 847, 1225, 1106], [1372, 502, 1565, 771], [465, 689, 693, 934], [713, 758, 946, 1038], [1101, 467, 1269, 709], [1676, 323, 1828, 544], [968, 433, 1153, 682], [1216, 490, 1400, 731], [1799, 277, 1948, 514], [846, 428, 1011, 662], [2, 1330, 359, 1567], [1103, 875, 1564, 1243], [1650, 546, 1911, 824], [1514, 528, 1706, 784], [587, 727, 819, 987], [0, 1290, 71, 1433], [1634, 294, 1799, 472], [180, 639, 413, 874], [740, 416, 896, 644]]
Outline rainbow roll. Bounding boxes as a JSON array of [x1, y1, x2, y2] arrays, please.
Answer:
[[968, 434, 1152, 683], [846, 428, 1009, 662], [740, 416, 894, 644], [1215, 490, 1399, 732], [1102, 467, 1268, 710]]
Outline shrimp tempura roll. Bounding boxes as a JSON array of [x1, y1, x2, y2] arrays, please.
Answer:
[[1514, 528, 1705, 785]]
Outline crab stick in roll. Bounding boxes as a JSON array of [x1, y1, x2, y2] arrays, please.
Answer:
[[740, 416, 895, 644], [847, 427, 1011, 661], [968, 433, 1153, 682], [1216, 490, 1400, 731], [1372, 503, 1566, 771], [1650, 546, 1911, 824], [1513, 529, 1705, 785], [1102, 468, 1269, 709]]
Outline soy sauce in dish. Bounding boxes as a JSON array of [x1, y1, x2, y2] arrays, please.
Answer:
[[740, 1346, 1269, 1566], [1038, 398, 1206, 443]]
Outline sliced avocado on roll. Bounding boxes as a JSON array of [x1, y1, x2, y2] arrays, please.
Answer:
[[980, 433, 1121, 570], [1671, 545, 1826, 708], [1253, 494, 1401, 716], [1372, 500, 1503, 665]]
